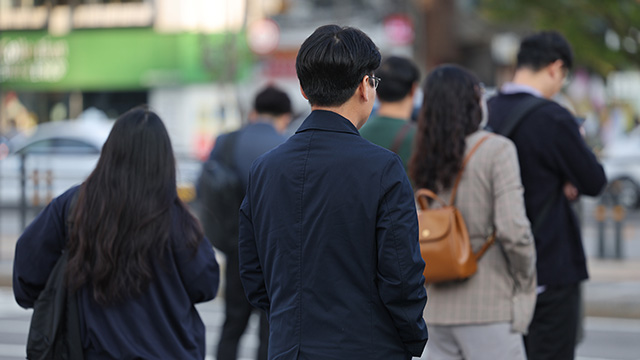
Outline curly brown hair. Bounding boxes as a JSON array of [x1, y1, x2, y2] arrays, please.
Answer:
[[409, 65, 483, 192]]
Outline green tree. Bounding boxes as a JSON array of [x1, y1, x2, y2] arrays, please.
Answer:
[[479, 0, 640, 75]]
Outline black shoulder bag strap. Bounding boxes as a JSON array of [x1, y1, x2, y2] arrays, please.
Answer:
[[66, 192, 84, 359], [219, 130, 241, 171], [494, 96, 549, 138], [493, 96, 556, 235]]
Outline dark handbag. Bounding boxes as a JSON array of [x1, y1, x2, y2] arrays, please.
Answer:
[[197, 131, 245, 254], [26, 251, 83, 360], [26, 194, 84, 360]]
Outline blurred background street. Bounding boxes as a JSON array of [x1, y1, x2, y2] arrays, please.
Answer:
[[2, 0, 640, 359]]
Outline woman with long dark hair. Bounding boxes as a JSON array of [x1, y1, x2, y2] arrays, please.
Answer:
[[14, 107, 219, 359], [410, 65, 536, 360]]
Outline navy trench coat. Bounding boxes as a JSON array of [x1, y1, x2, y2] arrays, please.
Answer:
[[238, 110, 428, 360]]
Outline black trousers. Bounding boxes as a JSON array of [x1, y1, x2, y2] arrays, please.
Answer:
[[216, 249, 269, 360], [524, 283, 581, 360]]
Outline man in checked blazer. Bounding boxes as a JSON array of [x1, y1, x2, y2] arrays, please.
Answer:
[[238, 25, 428, 360]]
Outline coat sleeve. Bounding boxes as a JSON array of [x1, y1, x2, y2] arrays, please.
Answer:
[[375, 156, 428, 357], [13, 187, 76, 309], [238, 180, 270, 314], [171, 211, 220, 304], [491, 139, 537, 333], [550, 110, 606, 196], [492, 139, 537, 280]]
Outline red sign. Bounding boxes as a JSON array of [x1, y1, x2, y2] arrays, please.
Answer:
[[384, 14, 414, 46], [247, 18, 280, 56]]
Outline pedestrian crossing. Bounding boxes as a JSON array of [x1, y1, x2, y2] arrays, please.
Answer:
[[1, 288, 637, 360]]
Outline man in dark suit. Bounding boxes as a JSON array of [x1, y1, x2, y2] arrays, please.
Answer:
[[238, 25, 428, 360], [209, 85, 292, 360], [487, 31, 606, 360]]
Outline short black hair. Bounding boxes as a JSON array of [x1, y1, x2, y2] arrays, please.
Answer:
[[296, 25, 381, 107], [376, 56, 420, 102], [254, 85, 292, 116], [517, 31, 573, 71]]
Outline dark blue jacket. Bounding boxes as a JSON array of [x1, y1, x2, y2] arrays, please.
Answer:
[[210, 121, 288, 189], [13, 186, 220, 359], [238, 110, 428, 360], [488, 92, 606, 286]]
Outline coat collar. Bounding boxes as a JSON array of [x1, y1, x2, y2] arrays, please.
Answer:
[[295, 110, 360, 136]]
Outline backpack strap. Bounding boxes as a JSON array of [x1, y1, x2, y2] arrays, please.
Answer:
[[474, 230, 496, 261], [449, 134, 492, 205], [493, 96, 549, 137], [415, 188, 448, 211], [389, 122, 414, 154], [491, 95, 556, 236]]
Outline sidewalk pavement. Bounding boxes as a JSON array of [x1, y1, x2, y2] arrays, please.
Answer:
[[583, 258, 640, 319], [1, 238, 639, 319]]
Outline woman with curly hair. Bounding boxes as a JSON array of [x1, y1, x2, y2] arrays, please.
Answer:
[[14, 107, 219, 359], [410, 65, 536, 360]]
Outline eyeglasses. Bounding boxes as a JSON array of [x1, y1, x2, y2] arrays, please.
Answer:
[[477, 82, 486, 97], [368, 75, 381, 90], [562, 67, 573, 87]]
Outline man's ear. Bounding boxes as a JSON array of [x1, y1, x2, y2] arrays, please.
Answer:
[[360, 76, 372, 103], [409, 82, 419, 98], [248, 110, 258, 123], [548, 59, 564, 80], [300, 85, 308, 100]]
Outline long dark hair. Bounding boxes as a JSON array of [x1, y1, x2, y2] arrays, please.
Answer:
[[409, 65, 483, 191], [66, 107, 203, 305]]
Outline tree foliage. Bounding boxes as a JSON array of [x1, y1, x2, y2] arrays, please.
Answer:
[[479, 0, 640, 75]]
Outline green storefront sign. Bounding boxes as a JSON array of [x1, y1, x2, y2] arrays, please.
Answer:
[[0, 28, 253, 91]]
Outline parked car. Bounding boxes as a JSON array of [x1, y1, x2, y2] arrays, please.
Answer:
[[0, 117, 201, 210], [600, 127, 640, 209]]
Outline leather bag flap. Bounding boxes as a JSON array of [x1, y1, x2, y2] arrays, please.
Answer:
[[417, 206, 454, 242]]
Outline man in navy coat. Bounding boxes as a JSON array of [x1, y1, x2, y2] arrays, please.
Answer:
[[238, 25, 428, 359]]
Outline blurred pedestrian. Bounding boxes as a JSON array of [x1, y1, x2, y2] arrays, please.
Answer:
[[487, 31, 607, 360], [411, 64, 536, 360], [359, 55, 420, 171], [13, 107, 220, 359], [238, 24, 428, 359], [208, 85, 292, 360]]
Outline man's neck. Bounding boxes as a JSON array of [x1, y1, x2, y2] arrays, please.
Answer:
[[511, 70, 552, 99], [376, 98, 413, 120], [311, 104, 366, 129]]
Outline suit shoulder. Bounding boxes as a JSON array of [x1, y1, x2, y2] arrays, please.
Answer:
[[474, 130, 517, 156]]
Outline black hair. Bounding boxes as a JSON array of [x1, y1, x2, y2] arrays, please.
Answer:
[[296, 24, 381, 107], [409, 65, 483, 191], [66, 106, 203, 305], [517, 31, 573, 71], [254, 85, 292, 116], [375, 56, 420, 102]]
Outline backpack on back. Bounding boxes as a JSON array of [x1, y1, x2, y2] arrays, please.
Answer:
[[196, 131, 245, 254], [415, 135, 495, 284]]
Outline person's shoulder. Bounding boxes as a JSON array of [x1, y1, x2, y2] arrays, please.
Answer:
[[358, 134, 398, 157], [249, 136, 290, 167], [475, 130, 517, 155], [56, 185, 80, 206], [43, 185, 81, 218]]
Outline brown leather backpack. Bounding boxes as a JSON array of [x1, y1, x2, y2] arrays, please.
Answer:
[[415, 135, 496, 284]]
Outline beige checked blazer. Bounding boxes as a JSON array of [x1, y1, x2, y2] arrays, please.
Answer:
[[423, 130, 537, 334]]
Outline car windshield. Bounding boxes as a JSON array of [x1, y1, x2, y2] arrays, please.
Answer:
[[17, 138, 101, 155]]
